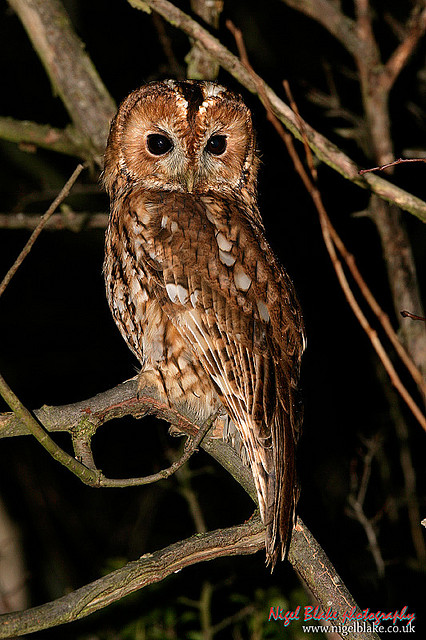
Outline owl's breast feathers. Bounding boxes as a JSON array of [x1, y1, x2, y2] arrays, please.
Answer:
[[105, 188, 304, 567]]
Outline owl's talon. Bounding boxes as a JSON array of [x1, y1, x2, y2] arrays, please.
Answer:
[[137, 370, 170, 406], [168, 424, 186, 438]]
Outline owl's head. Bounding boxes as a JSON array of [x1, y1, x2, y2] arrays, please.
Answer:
[[104, 80, 259, 199]]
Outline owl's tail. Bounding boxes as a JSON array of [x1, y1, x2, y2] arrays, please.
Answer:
[[265, 407, 298, 569], [220, 352, 301, 569], [260, 356, 301, 570]]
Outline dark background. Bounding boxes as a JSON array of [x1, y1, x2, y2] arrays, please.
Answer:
[[0, 1, 425, 638]]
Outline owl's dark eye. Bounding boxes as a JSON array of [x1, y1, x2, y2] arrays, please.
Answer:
[[206, 135, 227, 156], [146, 134, 173, 155]]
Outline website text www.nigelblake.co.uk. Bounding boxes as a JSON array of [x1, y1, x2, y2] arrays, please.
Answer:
[[268, 605, 416, 635]]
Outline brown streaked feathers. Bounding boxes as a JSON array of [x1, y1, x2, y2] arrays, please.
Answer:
[[103, 80, 305, 568]]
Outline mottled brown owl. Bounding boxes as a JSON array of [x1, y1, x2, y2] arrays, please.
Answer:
[[103, 80, 305, 568]]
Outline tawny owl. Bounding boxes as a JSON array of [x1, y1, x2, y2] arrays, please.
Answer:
[[103, 80, 305, 568]]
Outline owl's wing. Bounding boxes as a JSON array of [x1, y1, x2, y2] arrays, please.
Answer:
[[131, 189, 305, 567]]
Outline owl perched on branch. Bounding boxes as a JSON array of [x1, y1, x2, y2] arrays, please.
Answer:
[[103, 80, 305, 568]]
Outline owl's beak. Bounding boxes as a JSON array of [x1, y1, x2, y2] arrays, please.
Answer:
[[184, 169, 196, 193]]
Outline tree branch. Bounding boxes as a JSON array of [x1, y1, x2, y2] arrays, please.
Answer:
[[7, 0, 116, 162], [0, 117, 93, 160], [186, 0, 223, 79], [0, 211, 108, 232], [279, 0, 361, 58], [0, 516, 265, 638], [382, 7, 426, 92], [226, 21, 426, 427]]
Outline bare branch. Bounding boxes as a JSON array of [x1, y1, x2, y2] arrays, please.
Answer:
[[0, 516, 265, 638], [0, 372, 100, 486], [359, 158, 426, 175], [382, 8, 426, 92], [0, 510, 380, 639], [401, 310, 426, 322], [187, 0, 224, 79], [347, 438, 386, 578], [331, 227, 426, 397], [0, 212, 108, 232], [0, 117, 93, 160], [280, 0, 361, 58], [280, 0, 426, 380], [7, 0, 116, 161], [97, 410, 218, 488], [151, 13, 185, 78], [319, 208, 426, 430], [370, 198, 426, 382]]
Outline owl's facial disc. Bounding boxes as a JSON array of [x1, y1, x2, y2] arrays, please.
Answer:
[[106, 80, 257, 196]]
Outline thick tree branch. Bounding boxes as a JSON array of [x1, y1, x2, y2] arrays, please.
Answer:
[[7, 0, 116, 162], [0, 516, 265, 638], [0, 117, 93, 160], [0, 513, 380, 640], [186, 0, 223, 79], [129, 0, 426, 222], [280, 0, 361, 58]]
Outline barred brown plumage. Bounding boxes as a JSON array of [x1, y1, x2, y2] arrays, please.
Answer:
[[103, 80, 305, 568]]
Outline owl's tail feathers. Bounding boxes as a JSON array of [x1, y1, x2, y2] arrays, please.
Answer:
[[265, 407, 299, 571]]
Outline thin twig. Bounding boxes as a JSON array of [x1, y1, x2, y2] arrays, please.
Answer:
[[97, 411, 218, 488], [0, 163, 85, 299], [209, 604, 255, 636], [347, 496, 385, 579], [282, 83, 425, 397], [359, 158, 426, 175], [325, 224, 426, 396], [169, 442, 209, 534], [347, 438, 386, 578], [0, 212, 108, 232], [386, 385, 426, 564], [401, 310, 426, 322], [317, 201, 426, 431], [151, 12, 185, 78], [382, 7, 426, 92]]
